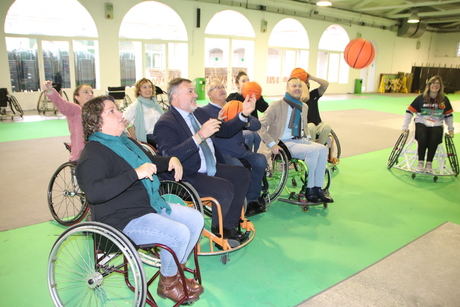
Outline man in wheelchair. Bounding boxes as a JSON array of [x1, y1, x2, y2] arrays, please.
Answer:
[[76, 96, 204, 304], [202, 79, 267, 217], [259, 77, 333, 203]]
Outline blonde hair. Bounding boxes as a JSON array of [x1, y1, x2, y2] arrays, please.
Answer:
[[134, 78, 155, 98]]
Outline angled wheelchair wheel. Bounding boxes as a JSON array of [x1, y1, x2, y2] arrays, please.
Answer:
[[296, 161, 331, 191], [9, 95, 23, 118], [387, 130, 409, 169], [265, 148, 289, 202], [445, 134, 459, 176], [48, 222, 146, 307], [329, 129, 341, 162], [159, 180, 204, 214], [48, 162, 88, 226]]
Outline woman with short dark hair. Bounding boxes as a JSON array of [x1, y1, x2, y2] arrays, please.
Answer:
[[77, 96, 204, 304]]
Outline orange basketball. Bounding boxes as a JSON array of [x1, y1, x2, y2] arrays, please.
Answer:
[[290, 68, 309, 82], [344, 38, 375, 69], [221, 100, 243, 122], [241, 81, 262, 100]]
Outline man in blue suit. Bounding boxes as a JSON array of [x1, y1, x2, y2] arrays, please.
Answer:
[[202, 80, 267, 217], [153, 78, 254, 245]]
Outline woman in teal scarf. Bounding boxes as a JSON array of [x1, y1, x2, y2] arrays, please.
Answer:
[[76, 96, 204, 304], [123, 78, 165, 145]]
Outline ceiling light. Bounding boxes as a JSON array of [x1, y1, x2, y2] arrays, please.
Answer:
[[407, 12, 420, 24], [316, 0, 332, 7]]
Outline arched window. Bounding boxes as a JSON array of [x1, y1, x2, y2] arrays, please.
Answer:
[[119, 2, 188, 88], [317, 25, 350, 84], [204, 10, 255, 90], [5, 0, 98, 91], [267, 18, 309, 85]]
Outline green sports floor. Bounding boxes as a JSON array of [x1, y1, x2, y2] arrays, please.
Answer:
[[0, 94, 459, 306]]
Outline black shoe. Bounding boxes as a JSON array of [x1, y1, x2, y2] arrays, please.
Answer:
[[305, 188, 320, 203], [211, 226, 249, 243], [245, 200, 265, 217], [313, 187, 334, 203]]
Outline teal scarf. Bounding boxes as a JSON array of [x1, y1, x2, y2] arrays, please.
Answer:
[[284, 93, 303, 138], [88, 132, 171, 214], [134, 96, 164, 142]]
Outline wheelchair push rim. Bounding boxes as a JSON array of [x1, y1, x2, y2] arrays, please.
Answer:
[[387, 130, 409, 169], [444, 133, 459, 176], [48, 222, 147, 307], [48, 161, 89, 226]]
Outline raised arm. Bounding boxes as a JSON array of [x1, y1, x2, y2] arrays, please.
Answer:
[[308, 75, 329, 96]]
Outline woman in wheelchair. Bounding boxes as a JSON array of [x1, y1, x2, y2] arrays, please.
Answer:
[[123, 78, 164, 146], [402, 75, 454, 173], [76, 96, 205, 304], [44, 80, 94, 161]]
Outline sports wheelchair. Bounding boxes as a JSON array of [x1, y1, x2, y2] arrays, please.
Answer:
[[262, 141, 332, 212], [48, 221, 202, 306], [387, 130, 458, 182], [0, 88, 23, 120], [37, 83, 68, 115]]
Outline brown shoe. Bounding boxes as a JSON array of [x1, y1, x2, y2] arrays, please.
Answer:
[[157, 274, 199, 304], [179, 265, 204, 296]]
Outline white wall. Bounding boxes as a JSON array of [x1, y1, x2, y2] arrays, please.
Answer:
[[1, 0, 459, 110]]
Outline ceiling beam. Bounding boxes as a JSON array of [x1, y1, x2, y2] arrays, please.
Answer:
[[391, 8, 460, 18], [360, 0, 460, 11], [423, 17, 460, 24]]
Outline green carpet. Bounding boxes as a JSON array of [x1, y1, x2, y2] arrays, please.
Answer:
[[1, 146, 459, 306], [0, 119, 68, 142]]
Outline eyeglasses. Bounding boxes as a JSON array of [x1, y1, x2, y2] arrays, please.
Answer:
[[209, 85, 225, 91]]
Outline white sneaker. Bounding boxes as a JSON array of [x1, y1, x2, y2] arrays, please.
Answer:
[[416, 161, 424, 172], [425, 162, 433, 174]]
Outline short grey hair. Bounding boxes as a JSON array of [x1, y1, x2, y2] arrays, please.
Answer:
[[167, 78, 192, 103]]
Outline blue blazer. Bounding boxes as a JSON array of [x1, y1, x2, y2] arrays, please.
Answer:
[[153, 106, 246, 177], [201, 103, 261, 158]]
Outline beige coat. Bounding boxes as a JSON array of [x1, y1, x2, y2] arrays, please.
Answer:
[[259, 98, 310, 146]]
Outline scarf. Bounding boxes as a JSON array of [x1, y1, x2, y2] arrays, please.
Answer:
[[88, 132, 171, 214], [283, 92, 303, 138], [134, 96, 164, 142]]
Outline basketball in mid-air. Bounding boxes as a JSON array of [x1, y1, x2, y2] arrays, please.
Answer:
[[290, 68, 309, 82], [241, 81, 262, 100], [344, 38, 375, 69], [221, 100, 243, 121]]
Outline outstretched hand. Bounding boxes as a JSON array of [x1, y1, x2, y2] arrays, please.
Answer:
[[242, 93, 256, 116], [199, 118, 222, 138], [168, 157, 183, 181], [43, 81, 53, 93]]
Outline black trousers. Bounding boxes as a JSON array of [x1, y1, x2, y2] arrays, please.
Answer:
[[185, 163, 250, 230], [415, 123, 443, 162]]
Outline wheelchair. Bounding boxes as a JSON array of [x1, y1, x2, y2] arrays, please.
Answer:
[[48, 221, 201, 306], [37, 83, 68, 115], [47, 143, 88, 226], [327, 129, 341, 170], [107, 86, 133, 112], [0, 88, 23, 120], [262, 141, 332, 212], [387, 130, 459, 182]]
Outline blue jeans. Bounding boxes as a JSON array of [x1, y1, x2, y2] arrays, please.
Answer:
[[223, 151, 267, 202], [123, 203, 204, 276], [243, 130, 261, 152], [283, 138, 328, 188]]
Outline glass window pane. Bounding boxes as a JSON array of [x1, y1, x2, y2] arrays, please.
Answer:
[[74, 40, 98, 88], [144, 44, 166, 86], [266, 48, 281, 84], [119, 41, 141, 87], [6, 37, 39, 92], [205, 10, 255, 37], [284, 50, 296, 81], [328, 53, 340, 83], [318, 24, 349, 51], [268, 18, 309, 48], [168, 43, 188, 81], [231, 40, 254, 82], [120, 2, 187, 40], [42, 41, 70, 88], [205, 38, 229, 86], [317, 51, 329, 80], [339, 56, 349, 84], [296, 50, 309, 70], [5, 0, 97, 37]]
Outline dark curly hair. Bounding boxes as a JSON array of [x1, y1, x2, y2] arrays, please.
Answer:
[[82, 95, 115, 140]]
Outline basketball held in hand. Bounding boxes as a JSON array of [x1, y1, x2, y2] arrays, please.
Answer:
[[241, 81, 262, 100], [221, 100, 243, 122], [344, 38, 375, 69], [290, 68, 309, 82]]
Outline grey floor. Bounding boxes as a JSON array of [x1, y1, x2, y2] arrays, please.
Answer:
[[298, 221, 460, 307]]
